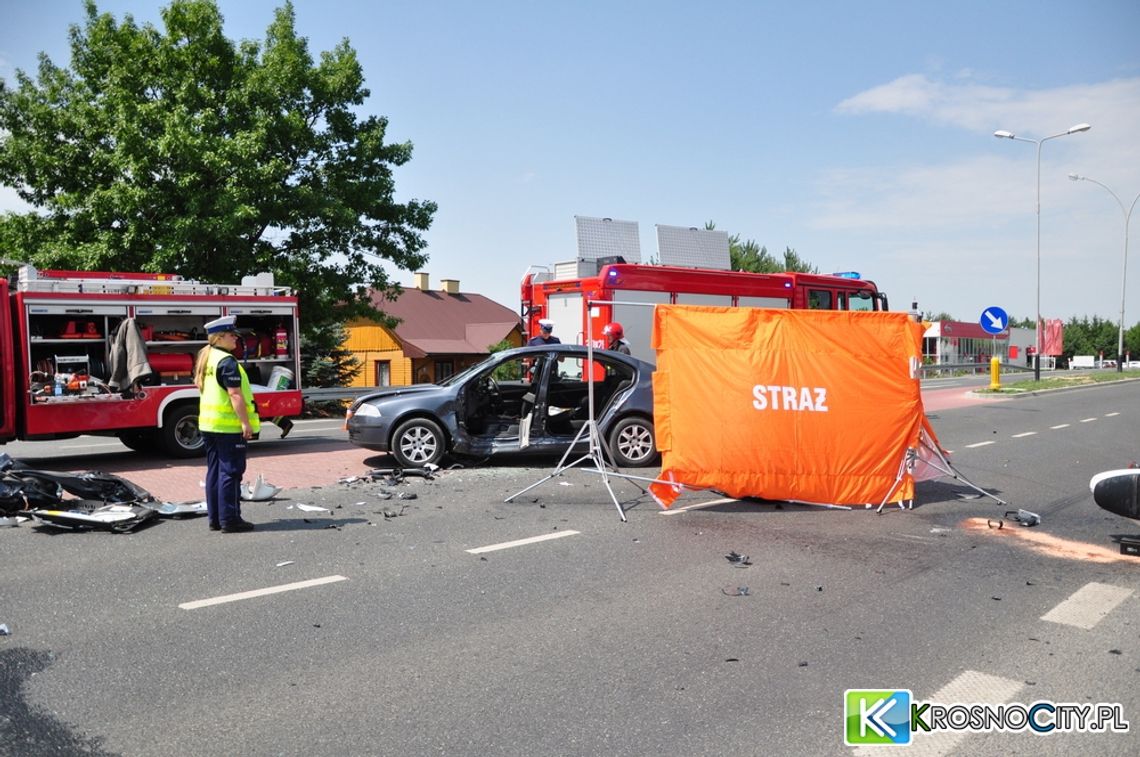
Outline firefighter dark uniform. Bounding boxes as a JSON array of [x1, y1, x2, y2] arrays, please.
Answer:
[[199, 317, 260, 532]]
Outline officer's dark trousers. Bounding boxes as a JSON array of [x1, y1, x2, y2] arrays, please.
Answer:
[[203, 432, 248, 527]]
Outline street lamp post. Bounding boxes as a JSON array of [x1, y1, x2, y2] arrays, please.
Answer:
[[994, 123, 1091, 381], [1069, 173, 1140, 372]]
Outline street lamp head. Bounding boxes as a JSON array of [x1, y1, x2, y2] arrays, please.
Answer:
[[994, 130, 1015, 139], [1067, 123, 1092, 134], [1068, 172, 1083, 182]]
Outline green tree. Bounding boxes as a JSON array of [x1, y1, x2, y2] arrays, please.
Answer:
[[704, 221, 817, 273], [1062, 315, 1121, 359], [300, 321, 360, 414], [0, 0, 435, 380], [1125, 322, 1140, 360]]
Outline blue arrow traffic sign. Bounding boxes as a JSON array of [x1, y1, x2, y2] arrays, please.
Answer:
[[980, 306, 1008, 335]]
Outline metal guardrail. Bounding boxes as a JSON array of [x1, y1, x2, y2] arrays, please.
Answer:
[[301, 386, 378, 402], [918, 362, 1035, 378]]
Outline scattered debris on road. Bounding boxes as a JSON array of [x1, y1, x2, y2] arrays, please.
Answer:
[[242, 474, 283, 501], [725, 551, 752, 567]]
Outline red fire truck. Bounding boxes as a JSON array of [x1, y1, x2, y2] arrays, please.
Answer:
[[0, 266, 302, 457], [521, 261, 889, 362]]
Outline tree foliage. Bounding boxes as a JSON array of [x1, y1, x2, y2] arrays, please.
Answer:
[[1062, 315, 1133, 360], [0, 0, 435, 364], [300, 320, 360, 412], [703, 221, 818, 274]]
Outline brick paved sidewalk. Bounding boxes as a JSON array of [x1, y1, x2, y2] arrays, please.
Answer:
[[29, 439, 378, 503]]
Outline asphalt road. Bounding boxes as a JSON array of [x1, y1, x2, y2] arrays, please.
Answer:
[[1, 381, 1138, 756]]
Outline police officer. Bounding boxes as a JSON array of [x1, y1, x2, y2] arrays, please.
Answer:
[[603, 322, 631, 355], [195, 315, 260, 533], [528, 319, 561, 346]]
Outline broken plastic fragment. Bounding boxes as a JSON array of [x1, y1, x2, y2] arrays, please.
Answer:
[[241, 474, 282, 501], [294, 503, 330, 513], [276, 561, 294, 568], [1005, 509, 1041, 527], [725, 551, 752, 567]]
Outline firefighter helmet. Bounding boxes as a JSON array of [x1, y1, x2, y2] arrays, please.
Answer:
[[603, 322, 624, 338]]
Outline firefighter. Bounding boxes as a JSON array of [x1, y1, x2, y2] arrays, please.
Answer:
[[528, 319, 561, 346], [194, 315, 260, 533], [603, 322, 631, 355]]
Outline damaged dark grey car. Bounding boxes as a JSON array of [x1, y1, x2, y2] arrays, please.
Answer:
[[345, 345, 658, 468]]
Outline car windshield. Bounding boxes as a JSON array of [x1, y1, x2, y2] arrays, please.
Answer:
[[437, 350, 548, 387], [438, 359, 490, 387]]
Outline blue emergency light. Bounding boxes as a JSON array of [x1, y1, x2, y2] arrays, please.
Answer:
[[831, 271, 861, 279]]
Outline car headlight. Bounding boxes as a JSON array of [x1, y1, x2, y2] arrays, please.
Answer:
[[352, 403, 382, 419]]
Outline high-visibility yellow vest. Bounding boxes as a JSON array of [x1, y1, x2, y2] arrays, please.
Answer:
[[198, 347, 260, 434]]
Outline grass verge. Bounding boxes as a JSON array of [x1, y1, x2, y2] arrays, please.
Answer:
[[975, 369, 1140, 394]]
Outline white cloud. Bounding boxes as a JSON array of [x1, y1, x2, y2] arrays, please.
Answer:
[[837, 74, 1140, 142], [825, 74, 1140, 321]]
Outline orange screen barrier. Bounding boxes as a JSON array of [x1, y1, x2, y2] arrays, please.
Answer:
[[649, 306, 931, 508]]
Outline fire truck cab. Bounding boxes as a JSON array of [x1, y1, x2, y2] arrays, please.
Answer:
[[0, 266, 302, 456], [521, 261, 888, 363]]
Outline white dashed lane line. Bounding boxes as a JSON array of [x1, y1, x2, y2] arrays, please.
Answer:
[[179, 575, 348, 610], [466, 530, 580, 554], [960, 412, 1121, 448], [851, 670, 1023, 757], [1040, 582, 1134, 630]]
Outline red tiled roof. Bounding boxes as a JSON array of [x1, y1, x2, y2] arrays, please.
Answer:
[[368, 287, 520, 358]]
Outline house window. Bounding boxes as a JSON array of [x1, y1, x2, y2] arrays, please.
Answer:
[[374, 360, 391, 387], [434, 360, 454, 381]]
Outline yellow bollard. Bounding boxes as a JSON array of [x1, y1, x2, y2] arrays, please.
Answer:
[[990, 356, 1001, 390]]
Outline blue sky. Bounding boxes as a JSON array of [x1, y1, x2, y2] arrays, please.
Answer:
[[3, 1, 1139, 324]]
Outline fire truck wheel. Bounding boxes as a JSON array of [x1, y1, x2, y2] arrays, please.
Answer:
[[119, 430, 158, 453], [161, 404, 206, 458], [608, 416, 658, 468], [391, 417, 446, 468]]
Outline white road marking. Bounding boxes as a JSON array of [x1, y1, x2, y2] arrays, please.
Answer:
[[466, 530, 580, 554], [1050, 423, 1070, 429], [659, 497, 739, 514], [1011, 432, 1036, 438], [852, 670, 1022, 756], [1104, 412, 1120, 417], [1041, 582, 1133, 630], [179, 575, 348, 610], [882, 533, 938, 543], [1079, 417, 1097, 423], [965, 441, 995, 448]]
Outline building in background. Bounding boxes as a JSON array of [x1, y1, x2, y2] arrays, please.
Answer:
[[921, 322, 1048, 368], [343, 273, 522, 387]]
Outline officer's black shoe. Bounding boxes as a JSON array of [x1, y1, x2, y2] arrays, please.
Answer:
[[221, 520, 255, 533], [209, 523, 221, 531]]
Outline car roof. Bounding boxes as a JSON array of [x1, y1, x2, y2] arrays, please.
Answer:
[[499, 343, 654, 368]]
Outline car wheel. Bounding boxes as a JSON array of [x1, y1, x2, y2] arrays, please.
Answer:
[[391, 418, 446, 467], [608, 416, 657, 467], [160, 404, 205, 458]]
